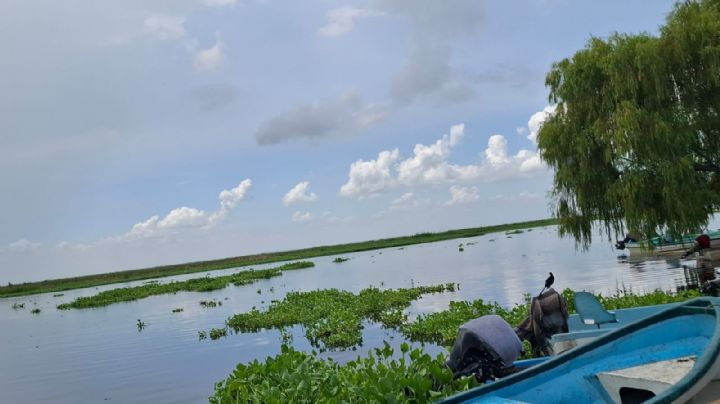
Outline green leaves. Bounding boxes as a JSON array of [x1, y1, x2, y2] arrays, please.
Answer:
[[210, 344, 478, 404], [210, 288, 697, 402], [538, 0, 720, 247], [401, 298, 529, 347], [56, 261, 314, 309], [225, 284, 456, 350]]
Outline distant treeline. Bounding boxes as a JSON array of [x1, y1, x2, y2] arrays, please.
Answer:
[[0, 218, 557, 298]]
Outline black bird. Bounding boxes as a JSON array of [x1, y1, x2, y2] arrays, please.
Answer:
[[545, 272, 555, 289], [538, 272, 555, 297]]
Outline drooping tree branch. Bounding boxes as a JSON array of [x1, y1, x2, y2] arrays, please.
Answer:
[[693, 162, 720, 173], [537, 0, 720, 246]]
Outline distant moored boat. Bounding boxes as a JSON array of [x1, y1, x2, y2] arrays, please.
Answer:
[[620, 230, 720, 255]]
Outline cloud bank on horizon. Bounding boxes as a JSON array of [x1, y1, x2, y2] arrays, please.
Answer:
[[0, 0, 674, 282]]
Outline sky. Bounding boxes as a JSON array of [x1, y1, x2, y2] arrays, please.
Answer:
[[0, 0, 675, 283]]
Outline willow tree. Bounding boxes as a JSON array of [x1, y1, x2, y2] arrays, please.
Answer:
[[537, 0, 720, 246]]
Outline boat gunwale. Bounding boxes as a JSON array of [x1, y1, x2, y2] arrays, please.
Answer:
[[655, 301, 720, 402], [440, 297, 720, 403]]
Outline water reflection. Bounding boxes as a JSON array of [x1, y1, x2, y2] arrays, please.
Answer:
[[676, 261, 718, 291]]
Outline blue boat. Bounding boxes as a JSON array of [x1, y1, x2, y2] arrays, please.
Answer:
[[441, 297, 720, 403], [550, 298, 679, 354]]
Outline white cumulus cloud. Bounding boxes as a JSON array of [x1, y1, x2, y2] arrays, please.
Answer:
[[127, 216, 161, 239], [6, 239, 41, 252], [526, 105, 556, 145], [339, 120, 547, 199], [144, 15, 186, 41], [397, 124, 466, 185], [282, 181, 318, 206], [219, 179, 253, 211], [485, 135, 511, 166], [292, 211, 312, 222], [56, 241, 91, 251], [339, 149, 400, 198], [158, 207, 208, 229], [194, 36, 225, 71], [319, 6, 382, 37], [120, 179, 252, 240], [445, 185, 480, 206], [389, 192, 424, 211]]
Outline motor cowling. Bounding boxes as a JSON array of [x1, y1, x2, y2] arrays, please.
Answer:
[[445, 315, 523, 382]]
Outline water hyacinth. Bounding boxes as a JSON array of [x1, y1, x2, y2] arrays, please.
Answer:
[[223, 284, 456, 350], [210, 342, 478, 404], [212, 288, 702, 402], [57, 261, 314, 309]]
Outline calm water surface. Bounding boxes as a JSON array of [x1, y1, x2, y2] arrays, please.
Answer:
[[0, 226, 713, 403]]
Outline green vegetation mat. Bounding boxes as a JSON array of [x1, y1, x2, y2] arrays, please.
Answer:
[[210, 288, 701, 403], [223, 284, 456, 350], [401, 288, 702, 347], [210, 343, 478, 404], [0, 218, 556, 297], [57, 261, 314, 310]]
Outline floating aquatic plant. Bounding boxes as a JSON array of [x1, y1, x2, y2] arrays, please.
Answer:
[[209, 327, 228, 340], [210, 287, 701, 402], [402, 288, 702, 348], [200, 300, 221, 308], [332, 257, 349, 263], [223, 284, 456, 350], [57, 261, 314, 309], [0, 219, 556, 298], [31, 308, 41, 314], [210, 342, 478, 403]]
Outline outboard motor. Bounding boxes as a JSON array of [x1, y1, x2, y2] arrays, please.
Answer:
[[445, 315, 523, 382], [515, 288, 569, 356]]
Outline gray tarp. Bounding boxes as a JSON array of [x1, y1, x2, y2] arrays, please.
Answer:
[[514, 288, 569, 355]]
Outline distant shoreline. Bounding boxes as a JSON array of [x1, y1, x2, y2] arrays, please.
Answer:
[[0, 218, 558, 298]]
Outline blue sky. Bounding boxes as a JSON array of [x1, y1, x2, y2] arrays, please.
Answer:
[[0, 0, 674, 282]]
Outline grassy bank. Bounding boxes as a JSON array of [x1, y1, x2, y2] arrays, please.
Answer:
[[0, 218, 556, 298], [210, 288, 701, 403], [56, 261, 314, 310]]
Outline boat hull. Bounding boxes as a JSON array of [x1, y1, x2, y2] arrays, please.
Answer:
[[441, 298, 720, 404]]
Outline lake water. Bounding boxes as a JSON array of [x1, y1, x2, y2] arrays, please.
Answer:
[[0, 225, 715, 403]]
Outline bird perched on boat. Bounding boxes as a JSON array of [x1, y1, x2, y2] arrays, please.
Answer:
[[538, 272, 554, 297], [545, 272, 554, 289]]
